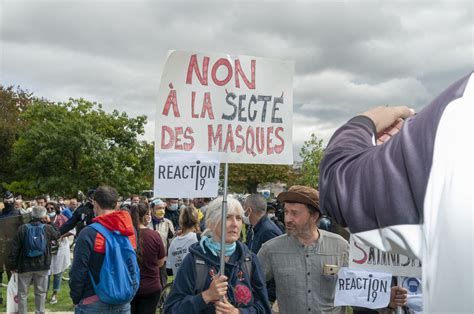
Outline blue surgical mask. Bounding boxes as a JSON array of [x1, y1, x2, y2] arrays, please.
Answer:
[[48, 212, 56, 219], [169, 204, 179, 211]]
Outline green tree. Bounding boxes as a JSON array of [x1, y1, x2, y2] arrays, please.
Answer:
[[0, 85, 33, 191], [6, 98, 153, 197], [225, 163, 295, 194], [296, 133, 324, 188]]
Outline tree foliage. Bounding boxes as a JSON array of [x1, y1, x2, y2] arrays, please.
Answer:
[[1, 85, 327, 198], [5, 98, 153, 197], [295, 133, 324, 188], [0, 85, 34, 190], [225, 163, 295, 194]]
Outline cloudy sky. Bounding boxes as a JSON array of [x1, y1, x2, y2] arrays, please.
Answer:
[[1, 0, 473, 161]]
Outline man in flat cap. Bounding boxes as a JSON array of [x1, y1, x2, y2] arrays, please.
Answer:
[[257, 185, 349, 314]]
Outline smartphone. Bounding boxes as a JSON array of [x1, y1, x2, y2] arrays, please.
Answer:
[[323, 264, 338, 276]]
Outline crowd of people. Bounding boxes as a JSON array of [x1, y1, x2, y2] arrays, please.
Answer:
[[0, 70, 470, 314], [0, 183, 410, 314]]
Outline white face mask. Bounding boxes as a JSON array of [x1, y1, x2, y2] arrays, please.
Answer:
[[267, 213, 275, 219], [243, 209, 251, 225]]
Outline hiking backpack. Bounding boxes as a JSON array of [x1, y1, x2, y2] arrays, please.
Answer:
[[25, 223, 46, 257], [88, 223, 140, 304]]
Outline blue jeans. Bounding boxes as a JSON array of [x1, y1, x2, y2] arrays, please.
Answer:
[[75, 300, 131, 313], [48, 272, 62, 292]]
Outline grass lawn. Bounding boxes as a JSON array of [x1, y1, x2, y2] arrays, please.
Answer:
[[1, 268, 75, 312], [1, 271, 353, 313], [1, 271, 174, 313]]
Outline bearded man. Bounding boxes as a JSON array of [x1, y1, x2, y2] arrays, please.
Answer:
[[257, 185, 349, 314]]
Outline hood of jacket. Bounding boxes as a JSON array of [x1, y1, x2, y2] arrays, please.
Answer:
[[92, 210, 135, 237]]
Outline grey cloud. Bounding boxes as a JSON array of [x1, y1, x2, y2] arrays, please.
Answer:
[[1, 0, 473, 161], [295, 71, 430, 109]]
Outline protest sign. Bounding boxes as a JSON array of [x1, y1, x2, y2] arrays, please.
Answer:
[[154, 152, 220, 198], [401, 277, 423, 312], [349, 236, 422, 277], [155, 50, 294, 164], [335, 267, 392, 309]]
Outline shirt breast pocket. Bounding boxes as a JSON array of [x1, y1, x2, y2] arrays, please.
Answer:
[[320, 273, 338, 303]]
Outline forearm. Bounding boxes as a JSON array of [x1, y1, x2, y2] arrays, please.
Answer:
[[320, 117, 421, 230], [60, 215, 77, 235]]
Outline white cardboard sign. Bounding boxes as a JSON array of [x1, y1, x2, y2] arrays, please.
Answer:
[[155, 50, 294, 164], [154, 152, 220, 198], [349, 236, 422, 277], [335, 267, 392, 309]]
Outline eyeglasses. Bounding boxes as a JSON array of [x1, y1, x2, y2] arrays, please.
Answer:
[[46, 207, 55, 210]]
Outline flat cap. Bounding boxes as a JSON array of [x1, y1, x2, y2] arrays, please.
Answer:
[[277, 185, 319, 211]]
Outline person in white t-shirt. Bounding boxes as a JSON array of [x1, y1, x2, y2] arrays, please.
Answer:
[[166, 205, 200, 276]]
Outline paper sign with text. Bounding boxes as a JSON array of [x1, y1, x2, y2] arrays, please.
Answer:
[[335, 267, 392, 309], [155, 50, 294, 164], [154, 152, 220, 198], [349, 236, 422, 277]]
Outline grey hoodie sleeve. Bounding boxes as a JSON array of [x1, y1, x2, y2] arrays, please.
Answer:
[[319, 72, 472, 257]]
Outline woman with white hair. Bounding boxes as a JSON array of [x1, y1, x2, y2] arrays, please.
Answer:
[[164, 196, 271, 314]]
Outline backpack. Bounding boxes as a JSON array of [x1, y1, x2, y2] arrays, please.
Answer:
[[193, 252, 253, 294], [88, 223, 140, 305], [25, 223, 46, 257]]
